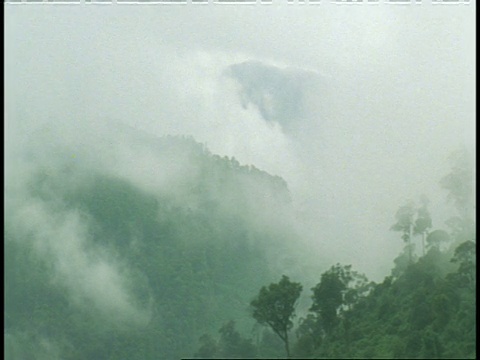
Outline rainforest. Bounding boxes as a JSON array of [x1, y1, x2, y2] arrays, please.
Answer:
[[5, 3, 475, 359]]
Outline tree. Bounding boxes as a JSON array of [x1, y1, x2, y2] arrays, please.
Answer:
[[310, 264, 368, 334], [310, 267, 346, 334], [392, 247, 413, 278], [451, 240, 476, 290], [414, 196, 433, 256], [250, 275, 302, 358], [294, 314, 323, 356], [440, 149, 475, 244], [426, 229, 451, 251], [391, 198, 432, 261], [217, 321, 256, 359], [193, 321, 257, 359], [194, 334, 219, 359], [391, 201, 416, 264]]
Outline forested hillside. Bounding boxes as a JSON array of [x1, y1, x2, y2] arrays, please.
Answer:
[[4, 133, 475, 360], [4, 135, 297, 360], [192, 150, 476, 359]]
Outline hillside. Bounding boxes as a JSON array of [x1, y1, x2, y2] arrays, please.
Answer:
[[5, 134, 297, 360]]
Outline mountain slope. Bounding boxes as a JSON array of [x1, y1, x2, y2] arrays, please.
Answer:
[[5, 133, 297, 360]]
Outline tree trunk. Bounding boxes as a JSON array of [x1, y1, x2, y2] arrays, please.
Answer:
[[408, 223, 413, 263], [422, 232, 425, 256], [284, 330, 290, 359]]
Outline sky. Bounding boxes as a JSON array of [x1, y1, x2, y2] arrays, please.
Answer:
[[5, 1, 476, 287]]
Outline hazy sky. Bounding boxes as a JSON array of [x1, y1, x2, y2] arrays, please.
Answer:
[[5, 2, 476, 282]]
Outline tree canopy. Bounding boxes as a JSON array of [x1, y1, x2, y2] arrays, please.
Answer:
[[250, 275, 302, 358]]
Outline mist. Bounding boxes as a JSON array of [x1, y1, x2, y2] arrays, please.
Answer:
[[6, 3, 475, 279], [4, 2, 476, 359]]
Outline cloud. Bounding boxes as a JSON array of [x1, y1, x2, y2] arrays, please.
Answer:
[[5, 331, 62, 360], [8, 195, 151, 326], [5, 3, 475, 284], [226, 60, 322, 129]]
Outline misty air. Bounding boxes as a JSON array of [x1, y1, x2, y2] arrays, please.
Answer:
[[4, 2, 475, 359]]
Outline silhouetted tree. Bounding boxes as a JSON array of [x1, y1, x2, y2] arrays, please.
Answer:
[[391, 201, 416, 264], [250, 275, 302, 358], [414, 196, 433, 256], [311, 264, 351, 334]]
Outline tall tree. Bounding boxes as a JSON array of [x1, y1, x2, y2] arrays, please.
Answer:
[[414, 196, 433, 256], [250, 275, 302, 358], [309, 264, 370, 335], [451, 240, 476, 290], [440, 149, 475, 243], [391, 201, 416, 264], [310, 266, 346, 335]]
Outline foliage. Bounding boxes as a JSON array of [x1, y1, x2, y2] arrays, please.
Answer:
[[250, 275, 302, 358], [6, 139, 475, 360], [5, 136, 292, 360], [391, 201, 416, 263], [309, 264, 370, 336], [287, 150, 476, 359], [194, 321, 256, 359]]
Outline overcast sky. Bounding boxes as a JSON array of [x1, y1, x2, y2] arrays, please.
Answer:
[[5, 2, 476, 281]]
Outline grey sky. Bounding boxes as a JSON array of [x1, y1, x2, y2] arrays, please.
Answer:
[[5, 3, 476, 281]]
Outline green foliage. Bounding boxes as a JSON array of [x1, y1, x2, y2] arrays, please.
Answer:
[[414, 200, 432, 236], [450, 240, 476, 290], [309, 264, 371, 337], [391, 201, 416, 234], [293, 314, 322, 357], [296, 247, 475, 359], [310, 265, 348, 334], [251, 275, 302, 358], [218, 321, 257, 359], [6, 141, 476, 360], [392, 197, 434, 261], [194, 321, 256, 359], [5, 136, 294, 360], [391, 201, 416, 263], [289, 154, 476, 359], [426, 229, 451, 251]]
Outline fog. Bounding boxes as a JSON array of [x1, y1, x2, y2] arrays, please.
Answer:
[[5, 0, 475, 311]]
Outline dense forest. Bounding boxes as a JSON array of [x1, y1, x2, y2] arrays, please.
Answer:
[[5, 135, 296, 359], [193, 149, 476, 359], [4, 134, 475, 359]]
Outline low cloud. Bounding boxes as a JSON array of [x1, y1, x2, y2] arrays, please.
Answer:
[[8, 193, 151, 326], [5, 5, 475, 285]]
